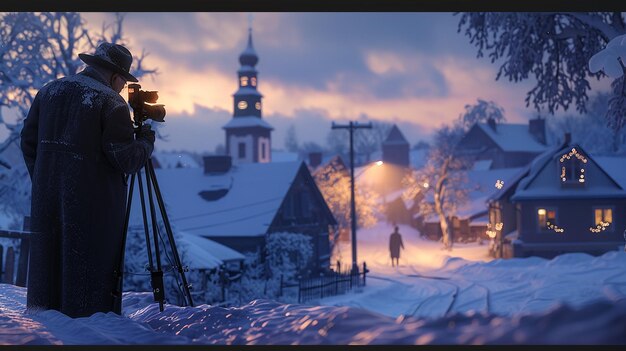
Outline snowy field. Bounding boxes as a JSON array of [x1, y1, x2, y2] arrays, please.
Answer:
[[1, 223, 625, 345]]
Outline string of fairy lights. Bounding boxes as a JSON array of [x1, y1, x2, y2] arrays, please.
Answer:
[[559, 147, 588, 184]]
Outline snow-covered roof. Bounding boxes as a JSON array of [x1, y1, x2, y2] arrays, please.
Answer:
[[178, 232, 245, 270], [152, 152, 200, 169], [476, 123, 548, 152], [513, 143, 626, 200], [469, 213, 488, 226], [127, 161, 303, 237], [594, 156, 626, 189], [222, 116, 273, 130], [271, 150, 299, 163], [472, 159, 492, 171]]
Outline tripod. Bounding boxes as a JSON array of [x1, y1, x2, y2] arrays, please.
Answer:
[[112, 124, 194, 312]]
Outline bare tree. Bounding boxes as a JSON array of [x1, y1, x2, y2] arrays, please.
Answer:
[[353, 120, 393, 163], [403, 124, 468, 250], [458, 99, 506, 130], [313, 156, 381, 258], [0, 12, 157, 227]]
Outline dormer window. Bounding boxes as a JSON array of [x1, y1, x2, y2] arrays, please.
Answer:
[[240, 76, 249, 86], [559, 147, 587, 187]]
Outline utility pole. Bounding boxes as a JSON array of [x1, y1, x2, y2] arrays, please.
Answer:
[[331, 121, 372, 272]]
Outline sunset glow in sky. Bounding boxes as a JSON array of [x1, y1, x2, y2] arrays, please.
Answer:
[[80, 12, 583, 153]]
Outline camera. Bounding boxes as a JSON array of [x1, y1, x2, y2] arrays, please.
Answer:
[[128, 83, 166, 123]]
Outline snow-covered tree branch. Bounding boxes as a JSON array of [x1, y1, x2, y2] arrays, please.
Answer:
[[0, 12, 158, 228], [455, 12, 625, 119]]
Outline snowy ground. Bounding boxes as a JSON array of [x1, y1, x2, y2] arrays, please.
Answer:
[[1, 223, 625, 345]]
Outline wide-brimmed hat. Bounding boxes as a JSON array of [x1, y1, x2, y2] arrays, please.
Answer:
[[79, 42, 138, 82]]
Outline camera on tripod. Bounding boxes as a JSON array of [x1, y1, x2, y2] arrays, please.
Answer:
[[128, 83, 166, 124]]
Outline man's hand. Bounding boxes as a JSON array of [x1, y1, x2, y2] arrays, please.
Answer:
[[136, 124, 156, 145]]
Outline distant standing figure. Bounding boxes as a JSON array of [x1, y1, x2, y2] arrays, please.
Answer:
[[389, 225, 404, 267]]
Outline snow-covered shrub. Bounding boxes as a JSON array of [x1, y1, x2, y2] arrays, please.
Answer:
[[266, 232, 313, 283]]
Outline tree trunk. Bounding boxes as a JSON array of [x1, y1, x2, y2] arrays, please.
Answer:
[[435, 197, 451, 250], [435, 157, 452, 251]]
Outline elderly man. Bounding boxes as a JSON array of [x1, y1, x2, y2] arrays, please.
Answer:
[[20, 42, 155, 318]]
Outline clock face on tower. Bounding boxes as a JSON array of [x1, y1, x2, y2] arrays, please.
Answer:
[[238, 101, 248, 110], [255, 102, 261, 110]]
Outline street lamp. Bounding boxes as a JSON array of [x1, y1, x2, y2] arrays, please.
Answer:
[[331, 121, 372, 272]]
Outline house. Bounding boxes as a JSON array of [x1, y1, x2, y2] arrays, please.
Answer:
[[490, 134, 626, 259], [454, 116, 549, 169], [127, 155, 337, 276], [151, 151, 201, 169]]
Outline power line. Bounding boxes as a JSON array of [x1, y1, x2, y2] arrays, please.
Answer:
[[180, 208, 277, 232], [169, 196, 283, 222]]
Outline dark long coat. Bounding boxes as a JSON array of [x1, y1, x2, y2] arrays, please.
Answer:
[[389, 231, 404, 259], [20, 67, 153, 318]]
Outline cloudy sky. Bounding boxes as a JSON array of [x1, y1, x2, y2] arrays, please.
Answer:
[[80, 12, 561, 154]]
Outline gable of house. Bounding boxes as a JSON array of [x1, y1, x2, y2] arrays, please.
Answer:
[[455, 122, 548, 169], [513, 144, 626, 200]]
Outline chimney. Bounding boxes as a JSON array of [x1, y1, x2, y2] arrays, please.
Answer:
[[529, 116, 546, 145], [487, 117, 497, 131], [203, 155, 232, 174], [308, 151, 322, 168]]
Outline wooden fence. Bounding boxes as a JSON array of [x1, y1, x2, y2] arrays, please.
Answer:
[[0, 229, 30, 287], [281, 261, 369, 303]]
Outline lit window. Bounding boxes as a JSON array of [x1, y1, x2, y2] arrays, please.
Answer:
[[538, 208, 556, 230], [251, 77, 257, 86], [559, 148, 587, 185], [240, 76, 248, 86], [255, 102, 261, 110], [595, 208, 612, 225], [237, 101, 248, 110], [591, 208, 612, 233]]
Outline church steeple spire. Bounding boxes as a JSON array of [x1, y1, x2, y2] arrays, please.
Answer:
[[239, 27, 258, 67], [222, 22, 273, 165]]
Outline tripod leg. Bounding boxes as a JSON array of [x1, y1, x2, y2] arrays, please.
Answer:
[[144, 163, 165, 311], [137, 169, 155, 271], [147, 160, 194, 307], [113, 173, 136, 313]]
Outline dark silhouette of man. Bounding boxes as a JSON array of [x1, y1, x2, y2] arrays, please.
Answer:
[[20, 42, 155, 318], [389, 225, 404, 267]]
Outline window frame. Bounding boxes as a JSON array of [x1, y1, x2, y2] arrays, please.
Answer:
[[592, 206, 614, 232], [537, 207, 558, 232]]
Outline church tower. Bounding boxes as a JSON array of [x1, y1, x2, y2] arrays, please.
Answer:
[[223, 26, 273, 164]]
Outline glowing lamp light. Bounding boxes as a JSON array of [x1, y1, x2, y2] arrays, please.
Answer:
[[375, 161, 383, 166], [423, 182, 429, 189], [495, 180, 504, 189]]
